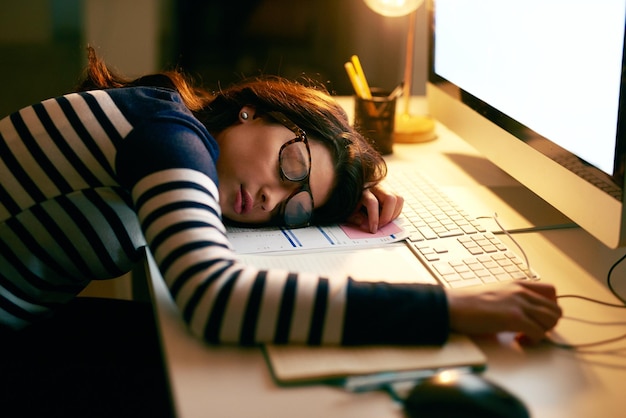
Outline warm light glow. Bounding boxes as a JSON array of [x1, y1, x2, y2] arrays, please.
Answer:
[[364, 0, 423, 17], [363, 0, 436, 143], [435, 369, 461, 384]]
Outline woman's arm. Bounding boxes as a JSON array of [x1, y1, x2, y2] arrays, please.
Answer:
[[117, 118, 560, 347], [117, 120, 450, 346]]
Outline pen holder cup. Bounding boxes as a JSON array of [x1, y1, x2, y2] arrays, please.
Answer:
[[354, 88, 397, 155]]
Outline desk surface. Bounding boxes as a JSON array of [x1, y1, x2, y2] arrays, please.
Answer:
[[147, 98, 626, 418]]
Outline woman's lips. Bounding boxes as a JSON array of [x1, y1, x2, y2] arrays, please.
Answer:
[[234, 185, 254, 215]]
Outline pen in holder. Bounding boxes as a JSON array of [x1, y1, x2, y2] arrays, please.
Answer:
[[354, 88, 397, 155]]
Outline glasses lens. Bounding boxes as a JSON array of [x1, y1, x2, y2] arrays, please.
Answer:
[[284, 190, 313, 227], [280, 142, 310, 181]]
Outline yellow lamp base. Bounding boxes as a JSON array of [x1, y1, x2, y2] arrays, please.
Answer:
[[394, 113, 437, 143]]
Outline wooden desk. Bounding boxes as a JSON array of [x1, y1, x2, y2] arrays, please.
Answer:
[[146, 99, 626, 418]]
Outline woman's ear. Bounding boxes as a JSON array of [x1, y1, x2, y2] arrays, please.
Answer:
[[239, 106, 256, 123]]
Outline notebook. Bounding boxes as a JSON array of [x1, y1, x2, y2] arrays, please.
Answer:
[[264, 333, 487, 386]]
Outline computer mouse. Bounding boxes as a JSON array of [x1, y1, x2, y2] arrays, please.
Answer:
[[403, 371, 530, 418]]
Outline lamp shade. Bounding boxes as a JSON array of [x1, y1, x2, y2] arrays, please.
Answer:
[[364, 0, 423, 17]]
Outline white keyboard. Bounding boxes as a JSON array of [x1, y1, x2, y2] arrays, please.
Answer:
[[385, 169, 538, 288]]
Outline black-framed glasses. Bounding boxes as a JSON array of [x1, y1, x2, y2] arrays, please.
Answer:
[[267, 111, 314, 228]]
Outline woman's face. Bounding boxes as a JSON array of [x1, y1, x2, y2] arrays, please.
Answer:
[[214, 107, 336, 226]]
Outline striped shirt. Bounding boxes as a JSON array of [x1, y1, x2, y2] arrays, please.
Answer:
[[0, 86, 448, 345]]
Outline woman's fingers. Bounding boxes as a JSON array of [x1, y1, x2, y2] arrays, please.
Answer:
[[348, 185, 404, 233], [446, 281, 563, 344], [371, 185, 404, 227]]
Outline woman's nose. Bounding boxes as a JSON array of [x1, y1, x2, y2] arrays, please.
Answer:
[[258, 184, 293, 212]]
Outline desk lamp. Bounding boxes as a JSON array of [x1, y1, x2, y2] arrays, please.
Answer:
[[364, 0, 436, 143]]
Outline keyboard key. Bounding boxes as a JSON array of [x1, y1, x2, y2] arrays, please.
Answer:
[[481, 276, 499, 284], [432, 262, 456, 276], [481, 244, 498, 253], [418, 226, 438, 240], [439, 229, 464, 238], [511, 271, 529, 280], [460, 225, 478, 234], [460, 271, 477, 280]]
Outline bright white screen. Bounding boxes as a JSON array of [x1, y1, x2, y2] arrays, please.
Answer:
[[434, 0, 626, 174]]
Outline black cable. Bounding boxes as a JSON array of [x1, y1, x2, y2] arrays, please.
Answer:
[[607, 252, 626, 304], [545, 294, 626, 350], [557, 294, 626, 308], [546, 333, 626, 350], [475, 214, 626, 349]]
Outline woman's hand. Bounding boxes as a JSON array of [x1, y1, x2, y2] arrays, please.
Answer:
[[347, 185, 404, 233], [446, 281, 562, 345]]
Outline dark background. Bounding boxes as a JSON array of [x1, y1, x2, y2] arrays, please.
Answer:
[[0, 0, 426, 119]]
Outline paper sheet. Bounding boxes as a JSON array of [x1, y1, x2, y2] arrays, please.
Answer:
[[226, 220, 407, 254]]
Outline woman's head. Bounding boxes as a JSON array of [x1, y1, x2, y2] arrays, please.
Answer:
[[76, 47, 386, 227], [211, 107, 332, 227], [198, 76, 387, 227]]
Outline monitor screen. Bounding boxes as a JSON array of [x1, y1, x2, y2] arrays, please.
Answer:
[[427, 0, 626, 248]]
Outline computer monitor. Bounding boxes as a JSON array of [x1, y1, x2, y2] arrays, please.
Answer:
[[426, 0, 626, 249]]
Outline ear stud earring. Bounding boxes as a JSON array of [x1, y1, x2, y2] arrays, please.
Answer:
[[241, 111, 249, 120]]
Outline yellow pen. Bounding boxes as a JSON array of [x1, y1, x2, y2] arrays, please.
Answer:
[[344, 62, 366, 99], [350, 55, 372, 99]]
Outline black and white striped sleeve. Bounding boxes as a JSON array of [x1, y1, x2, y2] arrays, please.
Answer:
[[118, 118, 450, 346]]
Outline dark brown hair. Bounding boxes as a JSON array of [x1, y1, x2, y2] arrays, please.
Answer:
[[76, 46, 387, 225]]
